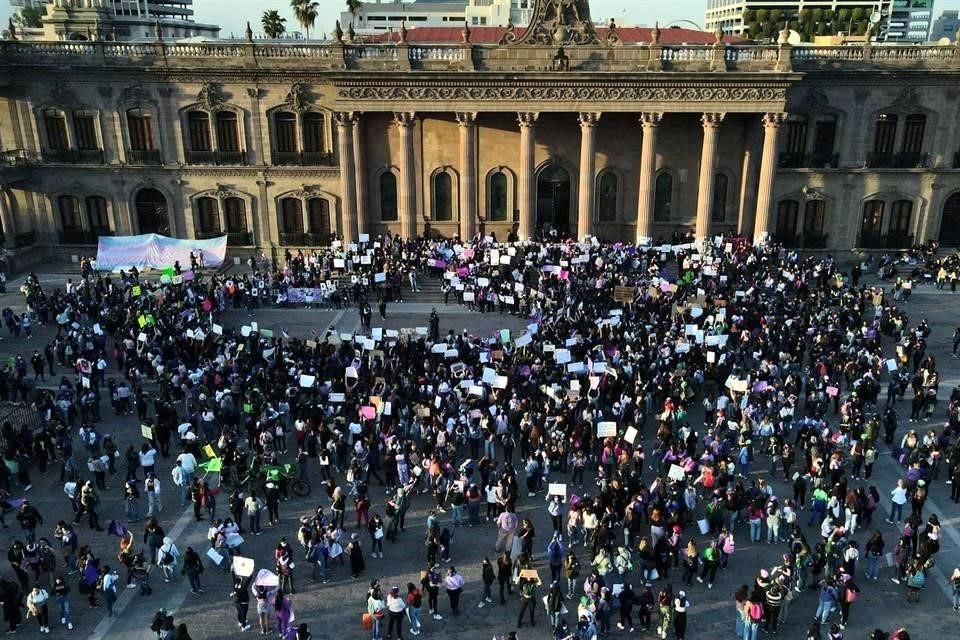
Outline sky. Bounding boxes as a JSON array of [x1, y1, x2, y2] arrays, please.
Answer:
[[2, 0, 960, 38]]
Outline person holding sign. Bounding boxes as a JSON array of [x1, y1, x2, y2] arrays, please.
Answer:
[[516, 569, 540, 628]]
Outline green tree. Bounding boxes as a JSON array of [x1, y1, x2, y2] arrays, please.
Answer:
[[291, 0, 319, 39], [346, 0, 362, 16], [822, 9, 835, 22], [851, 8, 868, 22], [748, 21, 761, 40], [816, 21, 829, 36], [742, 9, 756, 23], [756, 9, 770, 23], [13, 6, 43, 28], [261, 10, 287, 38], [811, 8, 824, 23], [769, 9, 782, 25], [799, 9, 812, 24]]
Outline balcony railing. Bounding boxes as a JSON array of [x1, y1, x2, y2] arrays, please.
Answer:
[[59, 229, 113, 244], [779, 152, 840, 169], [858, 233, 914, 249], [127, 149, 162, 165], [775, 233, 829, 249], [270, 151, 337, 167], [184, 150, 247, 166], [865, 152, 930, 169], [42, 149, 104, 164], [278, 231, 332, 247], [0, 149, 40, 167]]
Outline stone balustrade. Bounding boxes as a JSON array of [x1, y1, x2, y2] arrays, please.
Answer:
[[0, 39, 958, 72]]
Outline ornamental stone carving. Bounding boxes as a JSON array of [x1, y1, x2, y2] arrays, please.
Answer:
[[283, 82, 312, 112], [117, 81, 156, 108], [49, 85, 78, 108], [337, 84, 787, 103], [197, 82, 226, 112], [504, 0, 600, 47], [213, 183, 239, 199], [889, 86, 922, 112]]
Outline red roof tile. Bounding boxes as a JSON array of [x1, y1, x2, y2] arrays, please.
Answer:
[[362, 26, 744, 45]]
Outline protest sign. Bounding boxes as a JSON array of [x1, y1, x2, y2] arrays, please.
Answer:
[[548, 483, 567, 499], [597, 422, 617, 437]]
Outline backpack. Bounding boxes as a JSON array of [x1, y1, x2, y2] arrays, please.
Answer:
[[549, 542, 562, 564], [749, 602, 764, 621], [161, 548, 175, 565]]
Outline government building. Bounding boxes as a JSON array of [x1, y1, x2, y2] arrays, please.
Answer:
[[1, 0, 960, 268]]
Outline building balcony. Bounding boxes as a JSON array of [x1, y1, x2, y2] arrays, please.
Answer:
[[42, 149, 104, 164], [184, 150, 248, 166], [195, 229, 253, 245], [775, 233, 829, 249], [865, 152, 929, 169], [59, 229, 113, 244], [0, 149, 39, 167], [857, 233, 914, 250], [278, 231, 331, 247], [127, 149, 162, 165], [779, 152, 840, 169], [270, 150, 337, 167]]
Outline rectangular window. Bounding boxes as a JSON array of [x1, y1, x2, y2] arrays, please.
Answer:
[[44, 113, 69, 150], [187, 112, 211, 151], [902, 115, 925, 154], [803, 200, 825, 235], [274, 113, 297, 154], [216, 112, 240, 152], [127, 112, 154, 151], [196, 198, 220, 233], [72, 114, 98, 150], [224, 198, 247, 232], [873, 115, 898, 154], [303, 113, 325, 153], [784, 118, 807, 155]]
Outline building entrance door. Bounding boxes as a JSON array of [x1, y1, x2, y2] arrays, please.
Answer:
[[536, 164, 570, 237], [939, 193, 960, 246]]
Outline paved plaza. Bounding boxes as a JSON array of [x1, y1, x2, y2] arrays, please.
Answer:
[[0, 266, 958, 640]]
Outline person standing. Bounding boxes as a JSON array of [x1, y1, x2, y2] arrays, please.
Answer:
[[385, 586, 406, 640], [232, 577, 251, 631], [244, 491, 263, 535], [405, 582, 422, 636], [764, 584, 783, 634], [101, 566, 120, 617], [673, 590, 689, 640], [887, 479, 908, 524], [516, 573, 538, 628], [366, 584, 386, 640], [478, 557, 495, 608], [444, 567, 464, 617], [497, 551, 513, 604], [26, 583, 50, 634], [656, 585, 673, 640]]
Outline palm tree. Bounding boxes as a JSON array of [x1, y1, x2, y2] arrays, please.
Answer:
[[346, 0, 362, 18], [261, 10, 287, 39], [290, 0, 319, 40]]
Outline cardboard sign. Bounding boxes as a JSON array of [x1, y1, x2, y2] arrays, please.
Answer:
[[141, 424, 153, 439], [548, 483, 567, 499], [826, 386, 839, 397], [668, 464, 686, 481], [231, 555, 255, 578], [624, 426, 639, 444], [613, 286, 635, 304], [299, 374, 316, 388], [597, 422, 617, 437], [520, 569, 539, 580], [554, 349, 572, 365]]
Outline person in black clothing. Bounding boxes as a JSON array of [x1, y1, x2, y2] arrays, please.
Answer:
[[232, 576, 251, 631], [618, 583, 636, 632], [496, 551, 513, 604]]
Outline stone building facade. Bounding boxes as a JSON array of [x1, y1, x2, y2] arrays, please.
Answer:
[[1, 0, 960, 264]]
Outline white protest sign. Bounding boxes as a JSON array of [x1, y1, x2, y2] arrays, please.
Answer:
[[668, 464, 686, 482], [624, 426, 639, 444], [554, 349, 572, 364], [232, 556, 255, 577], [299, 374, 316, 388], [597, 422, 617, 437], [548, 483, 567, 499]]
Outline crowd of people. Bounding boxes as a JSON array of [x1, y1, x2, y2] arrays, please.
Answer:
[[0, 231, 957, 640]]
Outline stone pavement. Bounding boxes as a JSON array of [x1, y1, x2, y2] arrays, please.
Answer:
[[0, 264, 958, 639]]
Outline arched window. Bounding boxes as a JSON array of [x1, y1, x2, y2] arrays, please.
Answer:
[[43, 109, 69, 151], [279, 198, 303, 234], [902, 114, 926, 155], [711, 174, 728, 222], [775, 199, 799, 238], [58, 195, 82, 231], [86, 196, 110, 234], [224, 197, 247, 232], [274, 112, 297, 154], [126, 108, 154, 151], [860, 199, 885, 244], [803, 200, 825, 236], [890, 200, 912, 235], [433, 171, 453, 221], [303, 113, 325, 153], [215, 111, 240, 152], [186, 111, 211, 151], [653, 172, 673, 222], [489, 171, 508, 221], [873, 114, 898, 154], [596, 171, 618, 222], [135, 188, 170, 235], [308, 197, 331, 236], [195, 197, 220, 235], [380, 173, 398, 222]]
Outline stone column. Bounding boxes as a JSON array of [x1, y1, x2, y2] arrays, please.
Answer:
[[352, 113, 369, 237], [394, 112, 418, 239], [456, 112, 478, 241], [335, 112, 358, 243], [753, 113, 786, 244], [695, 112, 725, 240], [577, 112, 600, 241], [635, 112, 663, 245], [0, 188, 16, 242], [517, 112, 539, 241]]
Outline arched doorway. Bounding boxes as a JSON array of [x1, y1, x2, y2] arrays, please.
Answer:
[[135, 188, 170, 235], [940, 193, 960, 247], [536, 164, 570, 237]]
